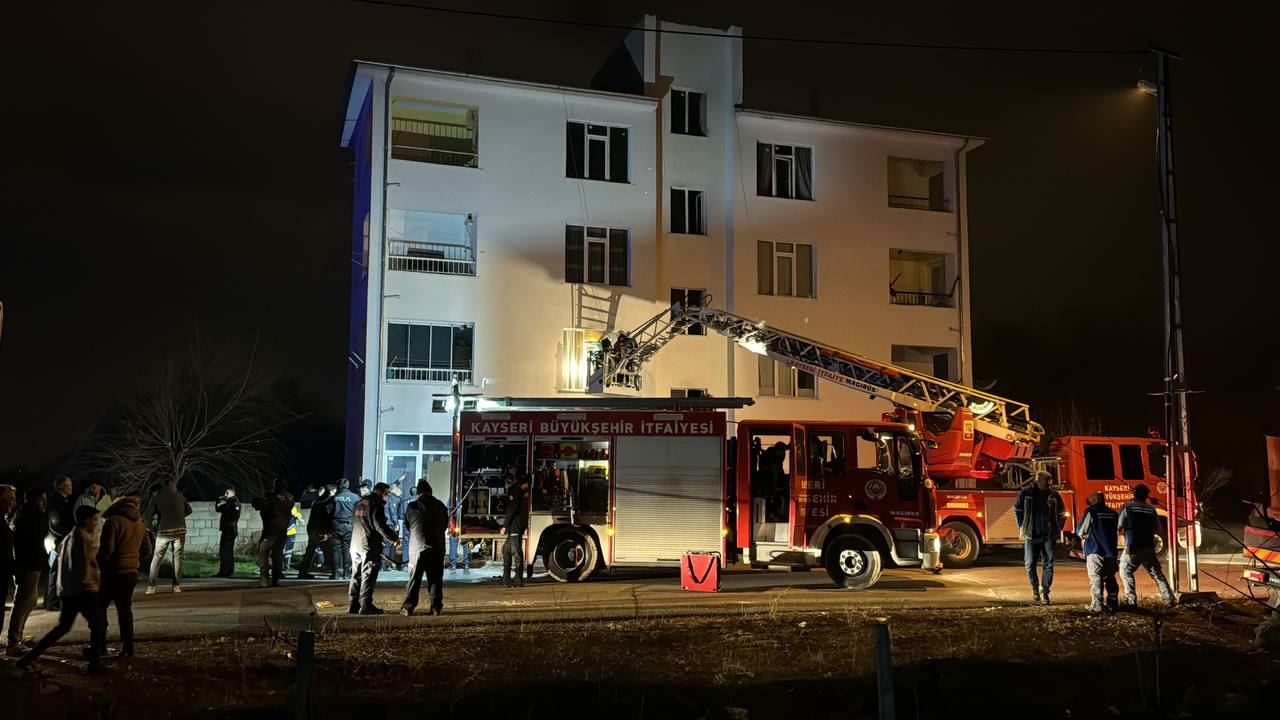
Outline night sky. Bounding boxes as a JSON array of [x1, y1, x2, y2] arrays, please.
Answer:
[[2, 2, 1276, 508]]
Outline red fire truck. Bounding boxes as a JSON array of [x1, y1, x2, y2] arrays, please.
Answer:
[[453, 404, 941, 588]]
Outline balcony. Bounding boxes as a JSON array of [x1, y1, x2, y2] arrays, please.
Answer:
[[386, 367, 473, 383], [889, 287, 954, 308], [890, 249, 955, 308], [387, 239, 476, 276], [390, 117, 478, 168]]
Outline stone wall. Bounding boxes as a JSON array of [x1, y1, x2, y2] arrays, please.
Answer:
[[183, 501, 311, 557]]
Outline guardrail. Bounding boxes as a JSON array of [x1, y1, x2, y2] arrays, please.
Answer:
[[889, 287, 953, 308], [387, 239, 476, 276], [385, 367, 473, 383], [390, 117, 478, 167]]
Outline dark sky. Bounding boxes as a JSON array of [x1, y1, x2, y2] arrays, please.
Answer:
[[3, 2, 1276, 503]]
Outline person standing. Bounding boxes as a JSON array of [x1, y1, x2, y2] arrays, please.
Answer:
[[1077, 491, 1121, 614], [18, 506, 106, 675], [45, 476, 76, 611], [348, 482, 400, 615], [1015, 470, 1066, 605], [144, 478, 192, 594], [252, 479, 295, 587], [7, 487, 49, 654], [331, 479, 359, 580], [214, 487, 241, 577], [399, 480, 450, 616], [500, 473, 530, 588], [384, 481, 406, 569], [448, 516, 472, 574], [0, 485, 16, 654], [75, 478, 105, 513], [1118, 484, 1176, 607], [297, 485, 336, 579], [96, 496, 151, 658]]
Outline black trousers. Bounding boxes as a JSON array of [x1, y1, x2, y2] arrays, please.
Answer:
[[333, 525, 353, 579], [257, 533, 286, 583], [298, 534, 330, 577], [348, 550, 382, 610], [401, 548, 445, 613], [24, 591, 103, 665], [98, 572, 138, 653], [218, 530, 238, 576], [502, 534, 524, 586]]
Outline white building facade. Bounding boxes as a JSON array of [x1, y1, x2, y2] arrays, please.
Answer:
[[339, 17, 982, 488]]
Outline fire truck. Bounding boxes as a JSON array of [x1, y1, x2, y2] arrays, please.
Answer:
[[588, 297, 1197, 569], [1243, 435, 1280, 603], [453, 401, 940, 589]]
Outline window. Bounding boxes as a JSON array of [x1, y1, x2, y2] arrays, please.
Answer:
[[670, 188, 706, 235], [1147, 443, 1168, 478], [390, 97, 478, 167], [670, 388, 708, 398], [1083, 444, 1116, 481], [386, 322, 474, 383], [887, 157, 948, 211], [384, 434, 452, 492], [758, 357, 816, 398], [855, 433, 894, 474], [757, 241, 815, 298], [891, 345, 957, 382], [566, 121, 629, 183], [670, 288, 706, 335], [889, 249, 953, 307], [809, 431, 846, 477], [386, 209, 477, 276], [670, 89, 706, 136], [1119, 444, 1146, 481], [895, 437, 921, 500], [757, 143, 814, 200], [565, 225, 629, 286]]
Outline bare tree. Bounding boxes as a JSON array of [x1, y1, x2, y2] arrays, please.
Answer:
[[1193, 466, 1232, 514], [1040, 401, 1104, 450], [74, 338, 298, 498]]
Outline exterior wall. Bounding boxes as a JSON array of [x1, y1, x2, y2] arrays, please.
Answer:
[[181, 501, 312, 557], [344, 87, 374, 484]]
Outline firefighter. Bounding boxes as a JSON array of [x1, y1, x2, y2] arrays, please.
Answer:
[[399, 479, 450, 616], [1077, 491, 1120, 614], [331, 479, 359, 580], [500, 472, 530, 588], [1015, 471, 1066, 605], [1118, 484, 1176, 607], [348, 482, 400, 614]]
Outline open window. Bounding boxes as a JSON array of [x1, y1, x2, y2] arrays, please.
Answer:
[[749, 429, 792, 523], [887, 157, 948, 211], [390, 97, 478, 167], [808, 431, 847, 477]]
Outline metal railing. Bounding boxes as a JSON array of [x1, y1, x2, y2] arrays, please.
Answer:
[[386, 367, 473, 383], [387, 239, 476, 276], [890, 288, 954, 308], [390, 117, 478, 167], [888, 194, 941, 211]]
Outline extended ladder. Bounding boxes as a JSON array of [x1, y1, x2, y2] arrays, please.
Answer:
[[588, 299, 1043, 446]]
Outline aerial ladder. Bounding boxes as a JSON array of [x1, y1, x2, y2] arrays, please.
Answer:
[[587, 297, 1044, 471]]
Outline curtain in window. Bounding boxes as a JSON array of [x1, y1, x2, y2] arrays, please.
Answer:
[[756, 241, 773, 295], [777, 364, 794, 396], [565, 225, 584, 283], [757, 356, 774, 396], [609, 127, 629, 182], [756, 143, 773, 196], [796, 243, 814, 298], [671, 188, 686, 233], [608, 228, 629, 285], [796, 146, 814, 200], [565, 122, 584, 178]]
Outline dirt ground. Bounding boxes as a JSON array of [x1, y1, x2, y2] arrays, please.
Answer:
[[3, 599, 1277, 719]]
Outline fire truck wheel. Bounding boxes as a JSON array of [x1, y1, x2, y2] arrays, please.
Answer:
[[545, 530, 598, 583], [938, 522, 981, 568], [824, 534, 883, 590]]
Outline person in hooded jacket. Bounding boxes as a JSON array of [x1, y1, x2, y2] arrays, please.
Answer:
[[348, 482, 400, 614], [252, 479, 295, 587], [7, 487, 49, 654], [18, 505, 106, 675], [45, 476, 75, 611], [399, 480, 450, 616], [96, 496, 151, 657]]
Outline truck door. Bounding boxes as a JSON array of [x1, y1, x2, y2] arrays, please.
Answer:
[[745, 424, 794, 558]]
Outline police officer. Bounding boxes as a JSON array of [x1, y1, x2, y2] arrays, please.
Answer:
[[331, 479, 360, 580], [1118, 484, 1176, 606], [349, 482, 400, 614], [399, 480, 450, 616], [214, 486, 241, 577], [1077, 491, 1121, 614], [297, 485, 336, 579], [251, 479, 294, 587], [500, 473, 530, 588]]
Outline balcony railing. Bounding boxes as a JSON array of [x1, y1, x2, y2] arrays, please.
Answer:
[[386, 366, 473, 383], [390, 117, 478, 167], [890, 286, 954, 308], [888, 193, 945, 211], [387, 239, 476, 276]]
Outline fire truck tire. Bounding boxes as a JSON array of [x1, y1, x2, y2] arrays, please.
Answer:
[[939, 521, 981, 568], [544, 530, 598, 583], [824, 534, 883, 590]]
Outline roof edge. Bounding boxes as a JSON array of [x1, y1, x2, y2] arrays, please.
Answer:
[[737, 107, 988, 143], [352, 60, 658, 106]]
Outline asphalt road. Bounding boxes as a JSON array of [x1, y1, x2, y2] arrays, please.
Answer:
[[8, 551, 1256, 646]]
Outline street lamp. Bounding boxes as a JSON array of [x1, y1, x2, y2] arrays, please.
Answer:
[[1137, 79, 1158, 96]]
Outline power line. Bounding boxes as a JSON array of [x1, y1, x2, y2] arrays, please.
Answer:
[[347, 0, 1148, 56]]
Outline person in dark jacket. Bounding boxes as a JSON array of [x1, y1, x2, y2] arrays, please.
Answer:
[[144, 478, 192, 594], [45, 476, 76, 610], [331, 479, 359, 580], [1015, 471, 1066, 605], [252, 479, 295, 587], [348, 482, 400, 614], [500, 473, 531, 588], [297, 484, 337, 579], [0, 485, 17, 653], [7, 487, 49, 653], [384, 480, 406, 569], [1118, 484, 1175, 606], [214, 487, 241, 577], [96, 496, 151, 657], [1077, 491, 1120, 614], [399, 480, 450, 616]]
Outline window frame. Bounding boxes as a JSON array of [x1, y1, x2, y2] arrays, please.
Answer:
[[566, 120, 630, 183], [1118, 444, 1146, 481], [670, 88, 707, 137], [757, 356, 817, 398], [1083, 444, 1117, 481], [757, 240, 815, 298], [670, 187, 706, 235], [757, 142, 815, 201], [670, 287, 707, 335], [384, 320, 475, 383], [565, 224, 630, 287]]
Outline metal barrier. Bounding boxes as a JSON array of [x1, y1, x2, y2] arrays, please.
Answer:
[[387, 239, 476, 276], [386, 367, 473, 383]]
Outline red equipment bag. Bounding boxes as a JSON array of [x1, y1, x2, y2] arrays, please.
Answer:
[[681, 551, 721, 592]]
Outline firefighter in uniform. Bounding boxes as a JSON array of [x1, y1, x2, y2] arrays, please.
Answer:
[[399, 479, 450, 616], [500, 473, 530, 588], [1076, 491, 1121, 613], [331, 479, 360, 580], [348, 482, 400, 615], [1118, 484, 1176, 606]]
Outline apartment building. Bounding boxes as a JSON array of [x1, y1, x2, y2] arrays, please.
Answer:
[[339, 16, 982, 487]]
